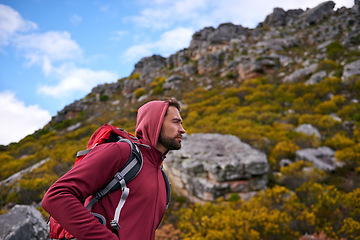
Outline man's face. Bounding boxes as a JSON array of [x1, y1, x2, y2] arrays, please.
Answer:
[[157, 106, 185, 153]]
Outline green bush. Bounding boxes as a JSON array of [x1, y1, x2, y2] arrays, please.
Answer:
[[326, 41, 345, 60], [151, 76, 166, 95], [316, 59, 339, 72], [99, 94, 109, 101], [134, 87, 147, 98], [129, 72, 141, 80]]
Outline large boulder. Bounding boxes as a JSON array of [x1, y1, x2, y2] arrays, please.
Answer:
[[0, 205, 49, 240], [164, 133, 269, 202]]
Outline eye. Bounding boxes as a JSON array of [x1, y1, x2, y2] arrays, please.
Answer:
[[172, 118, 182, 124]]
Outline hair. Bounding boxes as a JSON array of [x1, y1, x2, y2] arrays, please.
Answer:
[[165, 98, 180, 115], [165, 98, 180, 110]]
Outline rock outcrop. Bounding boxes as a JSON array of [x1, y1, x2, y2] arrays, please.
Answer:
[[261, 8, 303, 27], [164, 133, 269, 202], [295, 124, 321, 138], [342, 59, 360, 83], [297, 1, 335, 26], [295, 146, 341, 171], [0, 205, 49, 240], [131, 54, 167, 79]]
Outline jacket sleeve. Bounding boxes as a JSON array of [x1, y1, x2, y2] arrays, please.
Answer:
[[42, 142, 131, 240]]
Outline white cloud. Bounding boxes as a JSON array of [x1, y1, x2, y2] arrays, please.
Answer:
[[0, 4, 37, 47], [127, 0, 208, 30], [124, 27, 193, 62], [0, 91, 51, 145], [14, 31, 82, 72], [156, 27, 194, 55], [124, 44, 153, 62], [37, 64, 117, 98]]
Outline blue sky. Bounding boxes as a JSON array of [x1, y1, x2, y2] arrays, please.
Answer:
[[0, 0, 355, 145]]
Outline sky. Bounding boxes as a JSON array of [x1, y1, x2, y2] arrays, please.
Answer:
[[0, 0, 355, 145]]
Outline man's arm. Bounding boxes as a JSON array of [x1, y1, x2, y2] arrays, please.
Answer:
[[42, 142, 131, 240]]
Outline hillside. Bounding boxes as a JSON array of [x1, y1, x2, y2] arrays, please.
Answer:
[[1, 1, 360, 239]]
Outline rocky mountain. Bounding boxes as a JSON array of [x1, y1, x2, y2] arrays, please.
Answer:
[[1, 1, 360, 238], [52, 1, 359, 123]]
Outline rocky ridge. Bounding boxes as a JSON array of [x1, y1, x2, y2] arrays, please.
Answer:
[[54, 1, 360, 123]]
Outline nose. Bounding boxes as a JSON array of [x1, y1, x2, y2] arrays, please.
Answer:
[[179, 125, 185, 134]]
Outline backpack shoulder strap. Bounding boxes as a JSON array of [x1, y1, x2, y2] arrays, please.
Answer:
[[161, 166, 171, 209], [85, 140, 142, 211]]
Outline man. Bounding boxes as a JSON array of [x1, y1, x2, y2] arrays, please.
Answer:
[[42, 99, 185, 240]]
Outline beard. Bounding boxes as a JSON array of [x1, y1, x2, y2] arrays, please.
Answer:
[[158, 132, 182, 151]]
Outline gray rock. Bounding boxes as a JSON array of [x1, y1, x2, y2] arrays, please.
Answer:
[[67, 122, 82, 132], [123, 78, 142, 94], [298, 1, 335, 26], [166, 50, 188, 68], [164, 133, 269, 202], [197, 51, 224, 74], [256, 37, 299, 51], [189, 23, 248, 54], [306, 70, 327, 85], [181, 64, 197, 76], [354, 0, 360, 15], [283, 63, 318, 83], [295, 124, 321, 138], [207, 23, 248, 44], [342, 59, 360, 83], [166, 75, 182, 83], [131, 54, 166, 78], [250, 55, 280, 73], [295, 146, 337, 171], [261, 7, 303, 27], [0, 205, 49, 240], [163, 75, 183, 91]]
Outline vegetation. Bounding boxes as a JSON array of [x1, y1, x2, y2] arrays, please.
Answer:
[[134, 87, 147, 98]]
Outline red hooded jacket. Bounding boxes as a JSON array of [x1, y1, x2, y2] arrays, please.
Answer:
[[42, 101, 170, 240]]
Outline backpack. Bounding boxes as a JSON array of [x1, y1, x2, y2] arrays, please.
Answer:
[[48, 124, 171, 239]]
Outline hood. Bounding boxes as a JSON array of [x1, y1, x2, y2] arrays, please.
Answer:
[[135, 100, 169, 148]]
